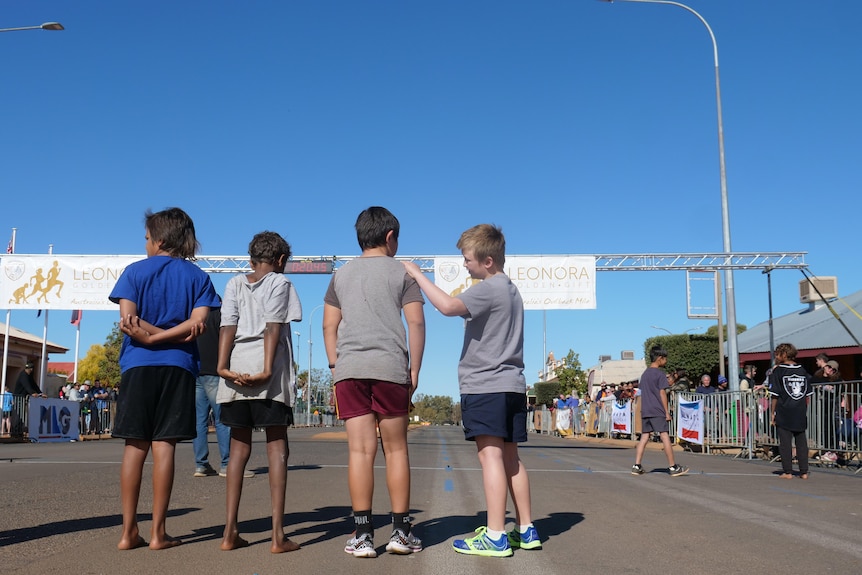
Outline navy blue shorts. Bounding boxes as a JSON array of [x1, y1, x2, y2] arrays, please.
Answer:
[[220, 399, 293, 428], [112, 366, 195, 441], [461, 392, 528, 443]]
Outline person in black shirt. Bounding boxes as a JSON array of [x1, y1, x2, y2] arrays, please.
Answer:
[[13, 362, 44, 397], [769, 343, 813, 479]]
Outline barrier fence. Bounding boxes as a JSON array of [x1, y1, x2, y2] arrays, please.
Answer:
[[530, 380, 862, 473], [5, 385, 858, 472], [0, 394, 343, 440]]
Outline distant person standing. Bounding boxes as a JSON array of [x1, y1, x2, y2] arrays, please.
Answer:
[[192, 306, 238, 479], [696, 374, 716, 395], [14, 362, 43, 397], [631, 346, 688, 477], [769, 342, 813, 479]]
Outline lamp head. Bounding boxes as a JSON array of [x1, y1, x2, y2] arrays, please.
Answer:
[[41, 22, 64, 31]]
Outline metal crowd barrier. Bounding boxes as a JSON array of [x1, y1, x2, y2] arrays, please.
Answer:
[[1, 396, 345, 440], [544, 382, 861, 473]]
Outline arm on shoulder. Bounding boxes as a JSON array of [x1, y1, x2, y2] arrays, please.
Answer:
[[402, 261, 468, 317]]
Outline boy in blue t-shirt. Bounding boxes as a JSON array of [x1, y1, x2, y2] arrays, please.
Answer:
[[109, 207, 220, 550], [403, 223, 540, 557]]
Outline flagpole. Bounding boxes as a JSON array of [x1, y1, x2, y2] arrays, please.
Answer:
[[73, 312, 81, 383], [39, 244, 53, 392], [1, 228, 16, 393]]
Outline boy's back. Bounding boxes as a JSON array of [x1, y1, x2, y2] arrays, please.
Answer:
[[218, 271, 301, 406], [324, 256, 422, 384], [638, 367, 669, 418], [456, 273, 525, 395]]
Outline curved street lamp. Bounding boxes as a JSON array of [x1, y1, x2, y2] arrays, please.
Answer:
[[0, 22, 64, 33], [601, 0, 739, 390]]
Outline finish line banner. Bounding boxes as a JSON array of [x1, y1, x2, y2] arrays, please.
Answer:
[[433, 256, 596, 310], [1, 255, 143, 311]]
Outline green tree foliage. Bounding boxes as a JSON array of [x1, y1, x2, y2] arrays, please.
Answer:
[[642, 326, 745, 379], [412, 394, 456, 425], [555, 350, 589, 398], [534, 382, 560, 407], [97, 323, 123, 386], [77, 344, 106, 383]]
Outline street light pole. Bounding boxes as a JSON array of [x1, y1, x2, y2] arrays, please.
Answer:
[[602, 0, 740, 390], [307, 304, 324, 426], [0, 22, 64, 33]]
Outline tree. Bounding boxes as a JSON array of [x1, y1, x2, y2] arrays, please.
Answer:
[[412, 394, 456, 425], [642, 326, 745, 380], [555, 350, 589, 398], [77, 344, 106, 383], [98, 323, 123, 386]]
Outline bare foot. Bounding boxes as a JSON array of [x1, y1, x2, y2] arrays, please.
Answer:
[[271, 536, 301, 554], [221, 534, 250, 551], [779, 473, 794, 479], [800, 473, 809, 480], [149, 535, 183, 550], [117, 534, 147, 550]]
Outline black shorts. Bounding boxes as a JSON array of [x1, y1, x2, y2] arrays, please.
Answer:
[[461, 392, 528, 443], [220, 399, 294, 428], [112, 366, 195, 441]]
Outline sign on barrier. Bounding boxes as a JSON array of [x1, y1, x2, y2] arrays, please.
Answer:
[[28, 398, 80, 442]]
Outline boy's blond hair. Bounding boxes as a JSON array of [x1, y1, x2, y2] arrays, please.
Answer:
[[457, 224, 506, 268]]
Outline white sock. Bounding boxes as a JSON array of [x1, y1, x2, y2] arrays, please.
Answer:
[[486, 528, 505, 541], [519, 524, 533, 534]]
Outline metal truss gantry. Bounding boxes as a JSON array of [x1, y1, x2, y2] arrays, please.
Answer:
[[195, 252, 807, 274]]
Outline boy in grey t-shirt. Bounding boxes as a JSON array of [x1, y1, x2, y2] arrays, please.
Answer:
[[403, 223, 540, 557], [323, 207, 425, 558]]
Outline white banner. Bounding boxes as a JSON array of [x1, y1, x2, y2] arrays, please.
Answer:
[[677, 397, 704, 445], [432, 255, 596, 310], [611, 401, 632, 434], [28, 398, 80, 442], [555, 407, 572, 433], [1, 255, 143, 310]]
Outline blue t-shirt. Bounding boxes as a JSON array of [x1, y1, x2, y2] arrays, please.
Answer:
[[109, 256, 221, 375]]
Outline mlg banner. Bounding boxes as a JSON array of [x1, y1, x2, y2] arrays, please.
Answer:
[[612, 400, 632, 435], [433, 256, 596, 310], [29, 397, 80, 442], [1, 255, 143, 310]]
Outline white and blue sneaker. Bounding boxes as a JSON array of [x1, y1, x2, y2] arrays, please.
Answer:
[[507, 525, 542, 550]]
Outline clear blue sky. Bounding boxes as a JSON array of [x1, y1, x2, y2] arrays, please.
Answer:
[[3, 1, 860, 398]]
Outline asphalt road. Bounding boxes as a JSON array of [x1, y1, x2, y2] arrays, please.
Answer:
[[1, 426, 860, 575]]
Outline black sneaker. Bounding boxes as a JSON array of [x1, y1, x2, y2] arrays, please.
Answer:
[[631, 464, 645, 475], [669, 464, 689, 477]]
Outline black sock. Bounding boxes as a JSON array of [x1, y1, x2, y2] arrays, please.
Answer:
[[353, 510, 373, 537], [392, 512, 411, 535]]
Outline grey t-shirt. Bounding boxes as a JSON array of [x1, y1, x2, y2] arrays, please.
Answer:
[[639, 367, 668, 418], [324, 256, 424, 384], [456, 273, 526, 395], [217, 271, 302, 406]]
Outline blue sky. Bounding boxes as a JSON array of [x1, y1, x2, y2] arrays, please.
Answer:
[[2, 1, 860, 398]]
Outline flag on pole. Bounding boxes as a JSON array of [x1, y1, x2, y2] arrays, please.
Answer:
[[5, 237, 12, 254], [71, 310, 82, 326]]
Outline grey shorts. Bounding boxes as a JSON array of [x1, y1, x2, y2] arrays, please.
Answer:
[[642, 415, 670, 434]]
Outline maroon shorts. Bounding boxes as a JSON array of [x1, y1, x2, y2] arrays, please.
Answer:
[[334, 379, 410, 420]]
